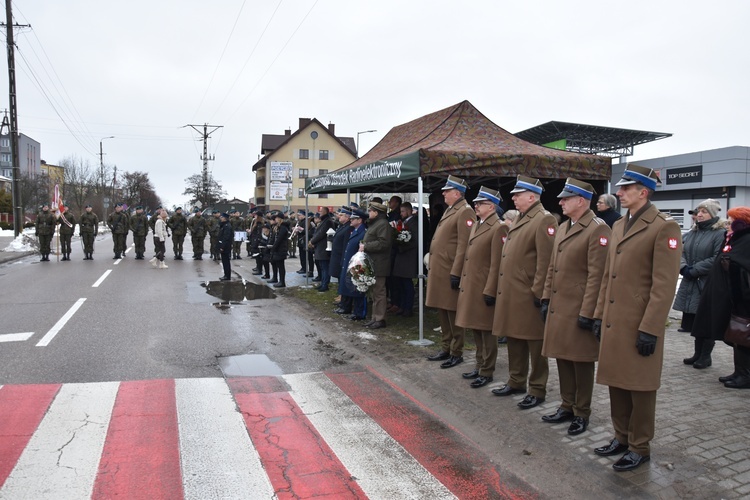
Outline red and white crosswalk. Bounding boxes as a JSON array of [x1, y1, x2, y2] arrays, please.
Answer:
[[0, 369, 532, 499]]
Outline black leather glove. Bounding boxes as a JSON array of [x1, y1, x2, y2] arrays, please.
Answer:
[[533, 297, 542, 308], [592, 319, 602, 342], [636, 331, 657, 356], [483, 294, 496, 306], [578, 316, 594, 331], [450, 275, 460, 290], [540, 299, 549, 323]]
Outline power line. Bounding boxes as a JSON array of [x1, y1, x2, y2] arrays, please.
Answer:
[[191, 0, 248, 122], [222, 0, 318, 125], [208, 0, 284, 123]]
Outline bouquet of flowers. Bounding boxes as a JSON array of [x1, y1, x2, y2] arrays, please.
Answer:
[[347, 251, 376, 293], [396, 230, 412, 244]]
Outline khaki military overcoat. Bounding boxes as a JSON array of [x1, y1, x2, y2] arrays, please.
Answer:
[[425, 197, 475, 311], [492, 201, 557, 339], [455, 213, 507, 331], [541, 210, 611, 362], [594, 203, 682, 391]]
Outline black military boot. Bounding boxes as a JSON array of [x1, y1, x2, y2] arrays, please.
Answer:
[[683, 337, 703, 365], [693, 340, 714, 369], [725, 347, 750, 389]]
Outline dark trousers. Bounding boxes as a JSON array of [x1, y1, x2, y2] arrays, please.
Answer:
[[82, 233, 95, 254], [210, 235, 218, 257], [173, 235, 185, 256], [191, 235, 205, 257], [396, 277, 415, 312], [154, 237, 166, 262], [133, 235, 147, 256], [112, 233, 126, 256], [273, 259, 286, 284], [299, 248, 314, 273], [221, 249, 232, 278], [318, 259, 330, 289], [60, 234, 72, 255]]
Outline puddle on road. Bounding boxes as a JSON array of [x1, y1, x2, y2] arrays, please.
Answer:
[[187, 280, 276, 306], [218, 354, 283, 377]]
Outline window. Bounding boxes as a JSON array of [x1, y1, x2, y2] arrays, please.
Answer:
[[319, 150, 329, 160], [299, 168, 309, 179], [1, 138, 9, 147], [299, 149, 309, 159], [1, 153, 10, 163], [319, 193, 328, 199], [318, 169, 328, 176], [298, 188, 305, 198]]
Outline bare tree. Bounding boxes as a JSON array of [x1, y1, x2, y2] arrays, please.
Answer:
[[61, 155, 95, 213], [183, 173, 225, 208], [19, 173, 51, 214], [121, 171, 160, 212]]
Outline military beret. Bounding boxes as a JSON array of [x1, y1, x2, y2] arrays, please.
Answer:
[[220, 212, 229, 218]]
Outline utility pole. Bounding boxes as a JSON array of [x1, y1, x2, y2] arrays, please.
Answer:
[[183, 123, 222, 208], [2, 1, 30, 236]]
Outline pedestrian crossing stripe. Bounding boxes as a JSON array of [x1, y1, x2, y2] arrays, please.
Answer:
[[0, 370, 532, 499]]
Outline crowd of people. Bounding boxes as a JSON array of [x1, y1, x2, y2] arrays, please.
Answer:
[[31, 166, 750, 473]]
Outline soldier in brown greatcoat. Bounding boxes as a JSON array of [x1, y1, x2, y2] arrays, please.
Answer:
[[592, 164, 681, 472], [491, 175, 557, 410], [425, 175, 476, 369], [540, 178, 611, 436], [455, 187, 507, 388]]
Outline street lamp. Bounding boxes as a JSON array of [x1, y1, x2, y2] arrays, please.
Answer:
[[356, 130, 376, 159], [100, 136, 114, 220]]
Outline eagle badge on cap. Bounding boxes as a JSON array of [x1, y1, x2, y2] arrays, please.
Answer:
[[547, 226, 556, 236], [668, 238, 678, 249], [599, 236, 608, 247]]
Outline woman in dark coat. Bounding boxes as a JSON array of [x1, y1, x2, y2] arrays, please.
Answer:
[[340, 210, 368, 320], [675, 199, 726, 368], [391, 203, 419, 316], [691, 207, 750, 386], [270, 212, 290, 288]]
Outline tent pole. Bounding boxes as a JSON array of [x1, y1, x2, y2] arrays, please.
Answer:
[[408, 176, 433, 347], [346, 188, 351, 207]]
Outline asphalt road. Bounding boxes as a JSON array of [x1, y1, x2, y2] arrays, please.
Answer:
[[0, 234, 337, 385]]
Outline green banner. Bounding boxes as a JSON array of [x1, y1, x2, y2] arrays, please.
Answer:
[[543, 139, 567, 151], [305, 152, 420, 193]]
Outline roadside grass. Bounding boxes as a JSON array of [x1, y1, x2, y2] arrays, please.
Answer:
[[285, 285, 478, 353]]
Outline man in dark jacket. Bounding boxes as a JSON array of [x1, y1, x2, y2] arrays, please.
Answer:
[[107, 203, 129, 259], [129, 205, 149, 259], [331, 208, 352, 310], [360, 202, 394, 329], [168, 207, 187, 260], [218, 213, 234, 281], [309, 207, 334, 292]]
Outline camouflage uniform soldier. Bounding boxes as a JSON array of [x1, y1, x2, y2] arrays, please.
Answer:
[[35, 204, 56, 262], [168, 207, 187, 260], [130, 205, 149, 259], [206, 211, 220, 261], [80, 204, 98, 260], [107, 203, 129, 259], [121, 205, 131, 258], [230, 210, 244, 259], [188, 208, 207, 260], [57, 205, 76, 261]]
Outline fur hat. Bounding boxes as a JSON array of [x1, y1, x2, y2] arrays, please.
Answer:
[[695, 199, 721, 219]]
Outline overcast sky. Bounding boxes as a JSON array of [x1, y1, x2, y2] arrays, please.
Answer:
[[2, 0, 748, 208]]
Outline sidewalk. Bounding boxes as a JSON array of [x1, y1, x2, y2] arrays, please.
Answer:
[[238, 254, 750, 499]]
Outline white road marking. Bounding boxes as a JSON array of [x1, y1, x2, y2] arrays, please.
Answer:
[[92, 270, 112, 287], [175, 378, 275, 499], [284, 372, 456, 499], [0, 332, 34, 343], [0, 382, 119, 499], [35, 298, 87, 347]]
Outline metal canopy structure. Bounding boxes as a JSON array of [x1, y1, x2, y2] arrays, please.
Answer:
[[515, 121, 672, 158]]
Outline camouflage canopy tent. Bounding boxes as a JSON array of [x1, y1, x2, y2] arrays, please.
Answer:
[[304, 100, 612, 199]]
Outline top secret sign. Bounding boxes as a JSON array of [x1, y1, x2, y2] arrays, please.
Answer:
[[666, 165, 702, 185]]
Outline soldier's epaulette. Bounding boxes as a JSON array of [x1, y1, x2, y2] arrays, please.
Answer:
[[542, 209, 551, 215], [592, 217, 605, 225], [465, 204, 471, 210]]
